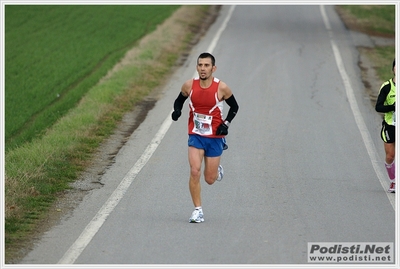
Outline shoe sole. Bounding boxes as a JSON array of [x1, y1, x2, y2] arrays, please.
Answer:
[[189, 219, 204, 223]]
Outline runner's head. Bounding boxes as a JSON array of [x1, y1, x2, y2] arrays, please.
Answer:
[[196, 52, 216, 80], [198, 52, 215, 66]]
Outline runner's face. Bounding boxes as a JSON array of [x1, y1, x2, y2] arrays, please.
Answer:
[[197, 57, 215, 80]]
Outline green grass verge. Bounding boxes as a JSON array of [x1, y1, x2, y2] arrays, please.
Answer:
[[367, 46, 396, 82], [336, 5, 395, 36]]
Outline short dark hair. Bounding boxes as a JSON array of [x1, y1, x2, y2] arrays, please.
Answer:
[[198, 52, 215, 66], [393, 59, 395, 70]]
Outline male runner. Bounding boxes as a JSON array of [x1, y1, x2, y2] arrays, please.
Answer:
[[171, 52, 239, 222]]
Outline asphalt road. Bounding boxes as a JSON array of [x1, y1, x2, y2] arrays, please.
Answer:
[[20, 5, 395, 266]]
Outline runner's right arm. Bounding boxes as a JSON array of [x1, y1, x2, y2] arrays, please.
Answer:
[[171, 80, 191, 121], [375, 83, 395, 113]]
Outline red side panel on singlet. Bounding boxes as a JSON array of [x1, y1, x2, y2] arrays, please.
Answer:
[[188, 77, 224, 138]]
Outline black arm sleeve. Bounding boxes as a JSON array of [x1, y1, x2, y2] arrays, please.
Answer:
[[224, 94, 239, 123], [173, 92, 188, 111], [375, 83, 395, 113]]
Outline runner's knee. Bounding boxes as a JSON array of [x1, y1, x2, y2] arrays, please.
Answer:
[[190, 167, 201, 179], [204, 170, 217, 185]]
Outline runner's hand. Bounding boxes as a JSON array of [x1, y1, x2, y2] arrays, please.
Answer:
[[216, 122, 229, 135], [171, 110, 181, 121]]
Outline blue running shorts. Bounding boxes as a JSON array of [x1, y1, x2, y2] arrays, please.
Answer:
[[188, 134, 225, 157]]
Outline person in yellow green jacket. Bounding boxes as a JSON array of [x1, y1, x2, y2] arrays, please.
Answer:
[[375, 59, 396, 193]]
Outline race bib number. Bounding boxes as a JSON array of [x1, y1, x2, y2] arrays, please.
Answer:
[[192, 113, 213, 135]]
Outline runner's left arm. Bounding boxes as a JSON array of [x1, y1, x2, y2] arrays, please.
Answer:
[[216, 94, 239, 135], [224, 94, 239, 124]]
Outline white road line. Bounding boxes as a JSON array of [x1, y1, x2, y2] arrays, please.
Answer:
[[320, 5, 395, 210], [57, 5, 236, 264]]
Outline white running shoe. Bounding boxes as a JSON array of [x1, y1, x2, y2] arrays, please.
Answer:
[[216, 165, 224, 181], [189, 209, 204, 223]]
